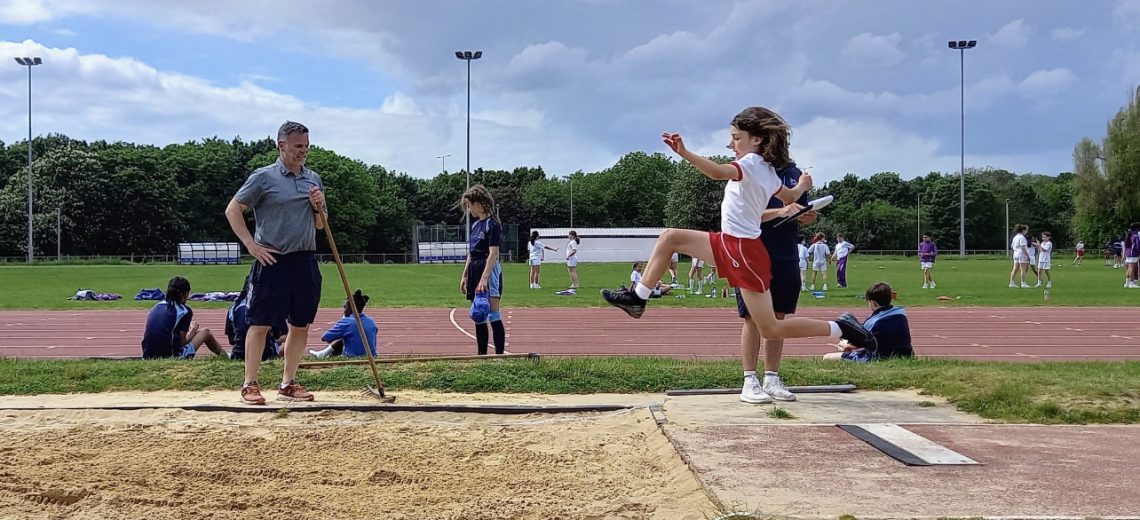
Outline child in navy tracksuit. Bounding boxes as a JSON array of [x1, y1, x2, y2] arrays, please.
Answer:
[[824, 282, 913, 362]]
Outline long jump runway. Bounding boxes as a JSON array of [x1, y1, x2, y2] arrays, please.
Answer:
[[1, 306, 1137, 361]]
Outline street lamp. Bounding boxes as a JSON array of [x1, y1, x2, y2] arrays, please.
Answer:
[[569, 176, 574, 229], [916, 193, 922, 248], [455, 50, 482, 245], [436, 154, 451, 173], [14, 56, 43, 263], [948, 39, 976, 257], [1005, 199, 1010, 257]]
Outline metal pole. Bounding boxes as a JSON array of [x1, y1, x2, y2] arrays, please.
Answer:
[[57, 208, 61, 260], [465, 58, 471, 246], [1005, 200, 1010, 257], [570, 177, 574, 229], [959, 48, 966, 257], [26, 64, 33, 264], [917, 194, 921, 247]]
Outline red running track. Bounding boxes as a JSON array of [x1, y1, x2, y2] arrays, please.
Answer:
[[0, 307, 1137, 361]]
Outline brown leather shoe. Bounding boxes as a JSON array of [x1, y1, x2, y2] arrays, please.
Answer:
[[241, 383, 266, 405], [277, 382, 314, 402]]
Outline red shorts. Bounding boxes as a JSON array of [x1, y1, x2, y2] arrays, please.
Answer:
[[709, 232, 772, 293], [1077, 250, 1085, 257]]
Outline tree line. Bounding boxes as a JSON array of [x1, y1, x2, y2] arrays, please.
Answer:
[[1, 89, 1135, 259]]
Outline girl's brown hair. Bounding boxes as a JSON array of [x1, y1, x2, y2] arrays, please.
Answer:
[[731, 107, 792, 169], [457, 184, 496, 219]]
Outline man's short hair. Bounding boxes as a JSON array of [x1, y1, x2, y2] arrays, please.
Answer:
[[865, 282, 893, 307], [277, 121, 309, 142]]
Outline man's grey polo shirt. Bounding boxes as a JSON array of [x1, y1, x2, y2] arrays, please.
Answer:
[[234, 158, 324, 254]]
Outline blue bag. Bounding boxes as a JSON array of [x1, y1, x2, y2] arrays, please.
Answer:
[[469, 291, 490, 323]]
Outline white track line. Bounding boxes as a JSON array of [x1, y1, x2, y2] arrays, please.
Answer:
[[448, 308, 477, 340], [447, 308, 513, 354]]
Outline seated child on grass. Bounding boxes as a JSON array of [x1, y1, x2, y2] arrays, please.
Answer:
[[823, 282, 913, 362]]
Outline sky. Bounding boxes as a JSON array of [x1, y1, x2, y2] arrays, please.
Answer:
[[1, 0, 1138, 184]]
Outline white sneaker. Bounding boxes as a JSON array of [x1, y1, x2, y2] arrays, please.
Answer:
[[1021, 283, 1031, 288], [534, 284, 542, 289], [809, 285, 815, 291], [822, 284, 828, 291], [308, 348, 330, 359], [762, 377, 797, 402], [801, 285, 807, 292], [740, 377, 773, 404], [1009, 282, 1017, 288], [1045, 282, 1052, 288], [1034, 282, 1042, 288], [922, 283, 929, 289], [930, 282, 936, 289]]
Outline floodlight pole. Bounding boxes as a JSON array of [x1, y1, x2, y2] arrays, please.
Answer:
[[15, 57, 43, 263], [455, 50, 482, 246], [948, 40, 976, 257]]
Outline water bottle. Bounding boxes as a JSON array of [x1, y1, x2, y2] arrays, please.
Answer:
[[1043, 289, 1051, 302]]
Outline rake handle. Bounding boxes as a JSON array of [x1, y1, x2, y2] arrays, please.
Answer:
[[315, 209, 386, 397]]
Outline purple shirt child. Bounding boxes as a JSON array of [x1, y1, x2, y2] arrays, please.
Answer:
[[919, 239, 938, 263]]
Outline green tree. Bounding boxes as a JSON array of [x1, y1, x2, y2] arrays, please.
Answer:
[[1073, 87, 1140, 242]]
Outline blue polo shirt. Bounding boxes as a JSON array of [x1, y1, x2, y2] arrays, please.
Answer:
[[234, 158, 325, 254], [760, 163, 810, 261], [468, 218, 502, 261], [321, 313, 379, 358], [141, 301, 192, 359]]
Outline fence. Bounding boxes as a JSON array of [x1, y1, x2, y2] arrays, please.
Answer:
[[412, 224, 519, 264]]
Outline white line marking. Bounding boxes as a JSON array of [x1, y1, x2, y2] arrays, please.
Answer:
[[855, 423, 978, 465], [448, 308, 477, 340]]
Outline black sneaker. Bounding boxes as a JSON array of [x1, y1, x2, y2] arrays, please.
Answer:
[[601, 287, 647, 319], [835, 313, 876, 349]]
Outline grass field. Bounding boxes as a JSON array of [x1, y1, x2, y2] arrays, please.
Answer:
[[0, 255, 1134, 310], [1, 356, 1137, 424]]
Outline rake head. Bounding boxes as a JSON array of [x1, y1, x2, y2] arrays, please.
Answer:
[[363, 384, 396, 403]]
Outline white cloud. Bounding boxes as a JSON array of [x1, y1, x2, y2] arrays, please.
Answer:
[[990, 18, 1031, 48], [0, 40, 612, 178], [0, 0, 98, 24], [1115, 0, 1140, 28], [0, 0, 55, 23], [841, 33, 905, 67], [1050, 27, 1085, 41], [687, 116, 1070, 185], [1018, 68, 1077, 97]]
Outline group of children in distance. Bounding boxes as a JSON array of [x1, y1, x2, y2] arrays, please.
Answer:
[[799, 233, 855, 291], [1090, 223, 1140, 288], [527, 230, 582, 290], [1008, 224, 1055, 289]]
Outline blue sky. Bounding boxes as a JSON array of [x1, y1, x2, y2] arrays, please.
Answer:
[[1, 0, 1138, 183]]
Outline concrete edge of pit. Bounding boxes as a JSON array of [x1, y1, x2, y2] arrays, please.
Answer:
[[0, 403, 637, 415]]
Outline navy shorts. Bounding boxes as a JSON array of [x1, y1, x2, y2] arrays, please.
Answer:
[[736, 256, 802, 318], [465, 258, 503, 301], [249, 251, 322, 328]]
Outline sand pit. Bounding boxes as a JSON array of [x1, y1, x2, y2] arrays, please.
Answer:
[[0, 402, 715, 519]]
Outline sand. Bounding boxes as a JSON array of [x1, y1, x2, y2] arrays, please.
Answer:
[[0, 396, 714, 519]]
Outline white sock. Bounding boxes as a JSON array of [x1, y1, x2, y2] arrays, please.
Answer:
[[763, 371, 780, 384], [634, 283, 654, 300], [828, 322, 842, 338], [313, 345, 334, 359], [743, 370, 757, 380]]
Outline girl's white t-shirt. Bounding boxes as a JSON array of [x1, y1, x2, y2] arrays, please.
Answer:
[[811, 242, 830, 263], [798, 244, 809, 263], [630, 270, 642, 284], [566, 240, 579, 261], [529, 240, 545, 262]]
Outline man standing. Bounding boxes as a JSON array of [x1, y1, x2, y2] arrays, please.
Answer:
[[736, 162, 814, 404], [225, 121, 325, 405], [833, 234, 854, 289]]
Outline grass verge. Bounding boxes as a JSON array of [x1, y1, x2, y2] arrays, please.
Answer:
[[1, 356, 1136, 424]]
